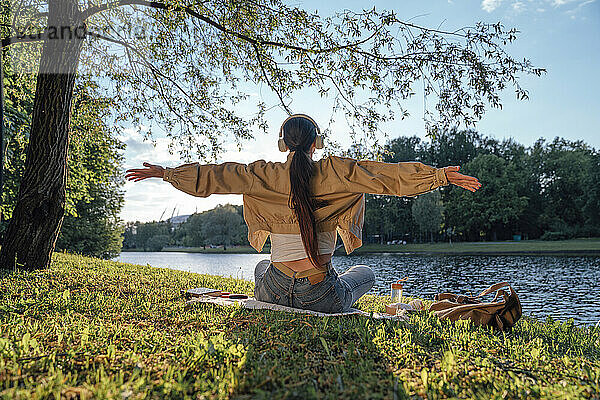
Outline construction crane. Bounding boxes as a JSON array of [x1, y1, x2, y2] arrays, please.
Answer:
[[158, 207, 167, 222]]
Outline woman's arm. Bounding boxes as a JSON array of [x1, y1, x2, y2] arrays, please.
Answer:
[[125, 162, 164, 181], [325, 156, 480, 196], [125, 161, 255, 197], [126, 158, 481, 197], [443, 166, 481, 192]]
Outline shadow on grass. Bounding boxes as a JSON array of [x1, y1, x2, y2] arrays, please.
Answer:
[[190, 298, 600, 399]]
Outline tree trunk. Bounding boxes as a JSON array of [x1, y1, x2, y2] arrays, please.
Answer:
[[0, 0, 84, 270]]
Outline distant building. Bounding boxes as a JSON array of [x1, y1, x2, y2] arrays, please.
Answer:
[[167, 214, 191, 231]]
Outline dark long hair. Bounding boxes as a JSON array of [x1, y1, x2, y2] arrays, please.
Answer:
[[282, 116, 327, 270]]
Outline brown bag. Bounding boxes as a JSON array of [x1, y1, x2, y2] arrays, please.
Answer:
[[428, 282, 522, 331]]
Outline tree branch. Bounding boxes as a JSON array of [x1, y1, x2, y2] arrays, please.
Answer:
[[251, 43, 292, 115], [1, 33, 45, 47], [80, 0, 375, 54], [387, 15, 469, 38], [87, 30, 205, 115]]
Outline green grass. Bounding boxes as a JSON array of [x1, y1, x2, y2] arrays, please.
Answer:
[[1, 253, 599, 399]]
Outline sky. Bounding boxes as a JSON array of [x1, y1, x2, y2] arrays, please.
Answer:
[[118, 0, 600, 223]]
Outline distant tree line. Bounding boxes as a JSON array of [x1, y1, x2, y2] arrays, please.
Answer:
[[365, 130, 600, 243], [124, 130, 600, 250], [123, 204, 248, 251]]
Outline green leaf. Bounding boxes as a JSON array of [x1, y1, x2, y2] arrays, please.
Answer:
[[319, 336, 330, 357]]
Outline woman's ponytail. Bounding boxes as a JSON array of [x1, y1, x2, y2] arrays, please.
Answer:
[[283, 117, 327, 270]]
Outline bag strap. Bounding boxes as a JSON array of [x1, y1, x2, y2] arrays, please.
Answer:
[[434, 293, 480, 304], [434, 282, 513, 304], [435, 293, 459, 301], [476, 282, 510, 298]]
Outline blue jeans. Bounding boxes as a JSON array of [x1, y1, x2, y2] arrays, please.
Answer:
[[254, 260, 375, 314]]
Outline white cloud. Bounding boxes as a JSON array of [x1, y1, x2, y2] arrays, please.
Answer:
[[482, 0, 503, 12], [512, 1, 526, 11], [549, 0, 595, 7], [562, 0, 597, 18], [571, 0, 597, 10], [479, 0, 594, 15]]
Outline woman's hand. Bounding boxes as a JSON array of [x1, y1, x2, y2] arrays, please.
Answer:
[[125, 162, 165, 182], [444, 166, 481, 192]]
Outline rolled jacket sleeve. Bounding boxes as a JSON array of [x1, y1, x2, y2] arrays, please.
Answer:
[[163, 161, 255, 197], [328, 156, 448, 196]]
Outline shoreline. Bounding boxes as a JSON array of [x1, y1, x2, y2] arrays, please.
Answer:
[[123, 238, 600, 256]]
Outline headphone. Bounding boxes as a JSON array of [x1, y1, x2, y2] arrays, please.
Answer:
[[278, 113, 324, 152]]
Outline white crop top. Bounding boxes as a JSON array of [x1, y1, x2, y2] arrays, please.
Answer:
[[270, 231, 337, 262]]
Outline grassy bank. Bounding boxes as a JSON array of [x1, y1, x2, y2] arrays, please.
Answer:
[[157, 245, 271, 254], [347, 238, 600, 255], [1, 253, 598, 399], [157, 238, 600, 255]]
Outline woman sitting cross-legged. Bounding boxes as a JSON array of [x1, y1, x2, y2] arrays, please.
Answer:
[[125, 114, 481, 313]]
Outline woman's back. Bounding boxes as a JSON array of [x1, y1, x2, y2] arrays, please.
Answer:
[[160, 151, 450, 258], [270, 231, 337, 262], [126, 113, 480, 313]]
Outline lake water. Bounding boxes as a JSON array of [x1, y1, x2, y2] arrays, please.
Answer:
[[113, 251, 600, 326]]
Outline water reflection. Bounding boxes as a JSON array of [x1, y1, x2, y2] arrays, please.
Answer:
[[113, 252, 600, 325]]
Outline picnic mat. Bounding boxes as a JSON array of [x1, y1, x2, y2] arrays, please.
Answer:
[[185, 295, 407, 320]]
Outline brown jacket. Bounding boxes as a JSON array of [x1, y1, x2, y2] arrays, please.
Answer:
[[163, 151, 449, 254]]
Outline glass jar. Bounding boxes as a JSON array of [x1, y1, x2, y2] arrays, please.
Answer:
[[391, 277, 408, 303]]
